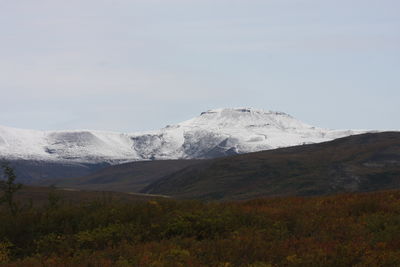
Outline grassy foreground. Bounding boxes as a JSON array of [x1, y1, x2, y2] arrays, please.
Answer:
[[1, 190, 400, 266]]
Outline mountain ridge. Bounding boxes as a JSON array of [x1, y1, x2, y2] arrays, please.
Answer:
[[0, 108, 373, 164]]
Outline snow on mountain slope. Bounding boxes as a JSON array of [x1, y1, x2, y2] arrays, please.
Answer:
[[0, 108, 371, 163], [0, 126, 139, 162]]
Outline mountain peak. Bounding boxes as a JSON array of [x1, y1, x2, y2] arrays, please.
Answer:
[[0, 108, 370, 163], [179, 107, 297, 130], [200, 107, 288, 117]]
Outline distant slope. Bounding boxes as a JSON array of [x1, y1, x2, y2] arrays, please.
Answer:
[[13, 186, 169, 207], [0, 108, 368, 164], [142, 132, 400, 200], [37, 159, 203, 192], [8, 160, 109, 184]]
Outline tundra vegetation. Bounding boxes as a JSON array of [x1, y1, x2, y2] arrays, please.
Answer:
[[0, 180, 400, 266]]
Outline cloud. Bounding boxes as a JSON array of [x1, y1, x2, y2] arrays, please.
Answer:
[[0, 0, 398, 131]]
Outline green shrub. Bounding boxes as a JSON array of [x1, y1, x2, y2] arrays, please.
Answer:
[[2, 190, 400, 266]]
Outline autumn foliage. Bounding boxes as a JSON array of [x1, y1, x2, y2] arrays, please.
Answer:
[[1, 190, 400, 266]]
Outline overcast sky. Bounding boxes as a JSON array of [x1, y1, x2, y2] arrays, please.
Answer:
[[1, 0, 399, 132]]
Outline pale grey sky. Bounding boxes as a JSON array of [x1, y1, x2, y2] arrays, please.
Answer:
[[1, 0, 399, 132]]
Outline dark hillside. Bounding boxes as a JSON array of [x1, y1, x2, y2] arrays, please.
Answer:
[[38, 159, 203, 192], [11, 186, 168, 207], [143, 132, 400, 200], [9, 160, 109, 184]]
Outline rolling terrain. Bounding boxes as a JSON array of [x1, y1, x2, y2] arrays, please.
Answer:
[[38, 159, 202, 192], [11, 186, 169, 208], [1, 108, 369, 183], [37, 132, 400, 200], [142, 132, 400, 200], [7, 160, 109, 184]]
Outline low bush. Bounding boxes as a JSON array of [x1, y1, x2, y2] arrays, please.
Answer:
[[2, 190, 400, 266]]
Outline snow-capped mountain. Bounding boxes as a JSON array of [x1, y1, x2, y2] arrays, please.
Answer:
[[0, 108, 370, 164]]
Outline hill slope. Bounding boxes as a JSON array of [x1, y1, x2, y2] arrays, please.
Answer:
[[12, 186, 169, 207], [0, 108, 367, 164], [8, 160, 110, 184], [37, 159, 203, 192], [142, 132, 400, 200]]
